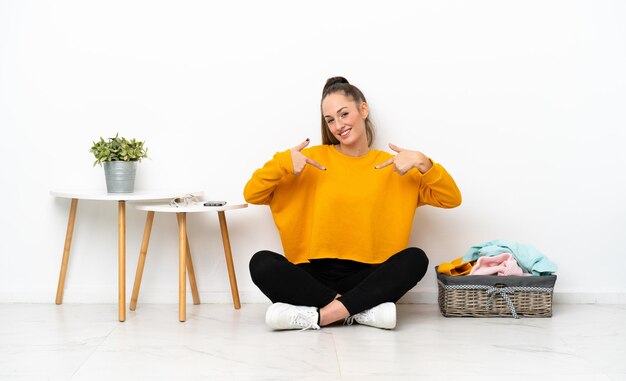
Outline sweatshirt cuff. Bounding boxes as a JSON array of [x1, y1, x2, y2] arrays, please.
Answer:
[[419, 161, 444, 184], [276, 149, 294, 175]]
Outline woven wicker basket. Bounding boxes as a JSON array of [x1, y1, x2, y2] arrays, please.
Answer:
[[436, 267, 557, 318]]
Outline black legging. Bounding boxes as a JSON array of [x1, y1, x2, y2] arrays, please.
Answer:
[[249, 247, 429, 315]]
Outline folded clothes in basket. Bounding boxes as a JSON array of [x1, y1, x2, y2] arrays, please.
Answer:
[[437, 257, 475, 276], [462, 239, 557, 275], [469, 253, 525, 276]]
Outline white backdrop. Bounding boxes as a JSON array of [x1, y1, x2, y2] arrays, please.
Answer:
[[1, 0, 625, 304]]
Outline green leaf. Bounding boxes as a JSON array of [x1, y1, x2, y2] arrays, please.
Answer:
[[90, 134, 149, 165]]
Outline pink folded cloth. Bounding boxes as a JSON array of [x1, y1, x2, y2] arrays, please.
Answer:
[[469, 253, 524, 276]]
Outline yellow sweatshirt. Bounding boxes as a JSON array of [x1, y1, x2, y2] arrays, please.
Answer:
[[243, 145, 462, 264]]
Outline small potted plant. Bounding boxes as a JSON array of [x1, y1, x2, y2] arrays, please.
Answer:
[[90, 133, 149, 193]]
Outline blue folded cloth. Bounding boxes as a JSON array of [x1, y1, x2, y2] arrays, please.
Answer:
[[462, 239, 557, 275]]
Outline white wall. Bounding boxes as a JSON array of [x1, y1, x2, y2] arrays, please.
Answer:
[[1, 0, 625, 304]]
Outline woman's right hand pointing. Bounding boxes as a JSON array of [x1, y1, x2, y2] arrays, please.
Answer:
[[290, 139, 326, 175]]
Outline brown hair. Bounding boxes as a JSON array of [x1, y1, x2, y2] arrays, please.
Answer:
[[320, 76, 375, 147]]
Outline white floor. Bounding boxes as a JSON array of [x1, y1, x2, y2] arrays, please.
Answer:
[[0, 303, 624, 381]]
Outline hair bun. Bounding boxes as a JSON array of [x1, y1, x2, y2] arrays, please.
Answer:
[[324, 76, 349, 90]]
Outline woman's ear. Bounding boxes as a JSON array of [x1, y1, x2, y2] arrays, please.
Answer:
[[359, 102, 369, 119]]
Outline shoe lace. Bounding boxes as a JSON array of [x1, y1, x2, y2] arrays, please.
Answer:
[[291, 312, 320, 331], [344, 308, 374, 326]]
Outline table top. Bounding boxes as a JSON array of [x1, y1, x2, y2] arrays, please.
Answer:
[[50, 190, 203, 202], [135, 202, 248, 213]]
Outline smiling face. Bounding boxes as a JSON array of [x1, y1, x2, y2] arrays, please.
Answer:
[[321, 92, 369, 149]]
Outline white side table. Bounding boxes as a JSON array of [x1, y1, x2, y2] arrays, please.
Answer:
[[50, 190, 201, 321], [132, 202, 247, 322]]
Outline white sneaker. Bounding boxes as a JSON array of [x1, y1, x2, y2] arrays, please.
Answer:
[[345, 302, 396, 329], [265, 302, 320, 331]]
